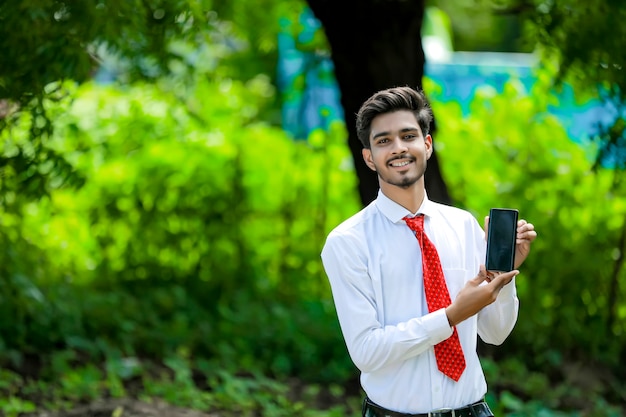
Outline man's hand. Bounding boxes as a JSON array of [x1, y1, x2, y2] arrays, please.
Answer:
[[445, 266, 518, 327], [484, 216, 537, 269]]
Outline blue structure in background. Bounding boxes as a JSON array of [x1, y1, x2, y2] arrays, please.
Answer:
[[424, 51, 537, 112], [277, 10, 615, 144], [277, 8, 344, 140], [425, 51, 616, 143]]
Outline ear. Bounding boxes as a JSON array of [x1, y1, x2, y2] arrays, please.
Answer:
[[425, 134, 433, 159], [362, 148, 376, 171]]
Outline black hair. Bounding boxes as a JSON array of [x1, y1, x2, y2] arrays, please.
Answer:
[[355, 86, 433, 148]]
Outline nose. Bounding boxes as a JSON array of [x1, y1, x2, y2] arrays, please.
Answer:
[[391, 137, 408, 154]]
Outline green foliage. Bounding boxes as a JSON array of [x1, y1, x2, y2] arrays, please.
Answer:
[[0, 0, 308, 226], [477, 0, 626, 172], [483, 358, 625, 417], [0, 74, 359, 385], [427, 0, 529, 52], [0, 369, 36, 417], [0, 63, 361, 413], [523, 1, 626, 91], [0, 358, 359, 417], [0, 0, 308, 128], [141, 355, 214, 411], [0, 11, 625, 412], [0, 1, 212, 102]]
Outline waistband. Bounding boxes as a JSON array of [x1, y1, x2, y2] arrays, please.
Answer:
[[362, 397, 494, 417]]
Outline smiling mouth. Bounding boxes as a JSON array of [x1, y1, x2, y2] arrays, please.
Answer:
[[389, 159, 412, 167]]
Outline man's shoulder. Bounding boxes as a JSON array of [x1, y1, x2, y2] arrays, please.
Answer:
[[321, 203, 376, 260], [429, 200, 478, 225], [431, 200, 471, 215], [328, 201, 377, 237]]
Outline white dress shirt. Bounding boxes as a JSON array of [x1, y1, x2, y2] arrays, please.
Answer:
[[321, 190, 519, 413]]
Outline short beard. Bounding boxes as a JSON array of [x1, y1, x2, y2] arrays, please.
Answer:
[[377, 172, 422, 189]]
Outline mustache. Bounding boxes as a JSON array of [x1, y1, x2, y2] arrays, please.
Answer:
[[387, 154, 415, 164]]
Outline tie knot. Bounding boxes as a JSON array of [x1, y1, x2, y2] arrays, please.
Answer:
[[404, 215, 424, 233]]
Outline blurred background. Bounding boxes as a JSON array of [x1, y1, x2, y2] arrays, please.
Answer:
[[0, 0, 625, 416]]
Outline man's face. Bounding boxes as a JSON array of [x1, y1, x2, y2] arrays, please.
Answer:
[[362, 110, 432, 190]]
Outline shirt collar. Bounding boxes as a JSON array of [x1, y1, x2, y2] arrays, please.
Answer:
[[375, 189, 437, 223]]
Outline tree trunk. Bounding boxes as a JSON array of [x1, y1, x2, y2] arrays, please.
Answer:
[[307, 0, 451, 207]]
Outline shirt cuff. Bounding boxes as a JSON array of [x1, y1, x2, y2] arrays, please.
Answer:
[[422, 308, 454, 345], [498, 276, 517, 299]]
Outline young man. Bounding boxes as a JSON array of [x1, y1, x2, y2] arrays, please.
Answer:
[[321, 86, 537, 417]]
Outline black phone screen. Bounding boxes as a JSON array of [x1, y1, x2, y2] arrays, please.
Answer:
[[485, 208, 518, 272]]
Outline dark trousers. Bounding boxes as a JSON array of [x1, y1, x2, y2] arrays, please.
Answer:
[[362, 397, 495, 417]]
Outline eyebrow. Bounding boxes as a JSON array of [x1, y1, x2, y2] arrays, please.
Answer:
[[371, 127, 419, 141]]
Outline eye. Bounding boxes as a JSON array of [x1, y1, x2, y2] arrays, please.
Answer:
[[403, 133, 416, 140]]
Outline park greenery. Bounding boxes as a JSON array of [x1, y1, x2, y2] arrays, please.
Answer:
[[1, 66, 625, 417], [1, 1, 625, 417]]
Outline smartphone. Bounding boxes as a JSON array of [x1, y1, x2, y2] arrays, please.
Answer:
[[485, 208, 519, 272]]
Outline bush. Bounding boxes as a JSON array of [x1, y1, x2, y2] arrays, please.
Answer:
[[0, 78, 359, 383]]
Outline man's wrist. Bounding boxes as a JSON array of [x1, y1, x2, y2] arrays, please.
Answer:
[[445, 306, 457, 327]]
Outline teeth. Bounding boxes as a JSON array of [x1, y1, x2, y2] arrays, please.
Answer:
[[391, 160, 411, 167]]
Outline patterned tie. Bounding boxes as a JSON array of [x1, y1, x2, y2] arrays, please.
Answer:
[[404, 214, 466, 381]]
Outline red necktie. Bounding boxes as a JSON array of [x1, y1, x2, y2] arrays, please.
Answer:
[[404, 215, 466, 381]]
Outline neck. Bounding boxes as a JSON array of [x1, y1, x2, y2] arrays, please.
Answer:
[[379, 179, 426, 213]]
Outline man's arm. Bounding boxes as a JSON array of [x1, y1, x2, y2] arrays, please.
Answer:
[[321, 230, 452, 373]]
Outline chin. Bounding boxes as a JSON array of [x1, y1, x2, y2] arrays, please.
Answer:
[[380, 175, 420, 189]]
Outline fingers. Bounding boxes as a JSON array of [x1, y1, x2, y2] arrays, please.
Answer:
[[474, 265, 500, 285], [517, 219, 537, 243], [483, 216, 489, 241], [473, 265, 491, 284], [517, 219, 535, 234]]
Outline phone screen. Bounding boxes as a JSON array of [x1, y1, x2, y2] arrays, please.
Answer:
[[485, 208, 518, 272]]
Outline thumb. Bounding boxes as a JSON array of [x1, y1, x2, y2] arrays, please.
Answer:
[[489, 269, 519, 290]]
